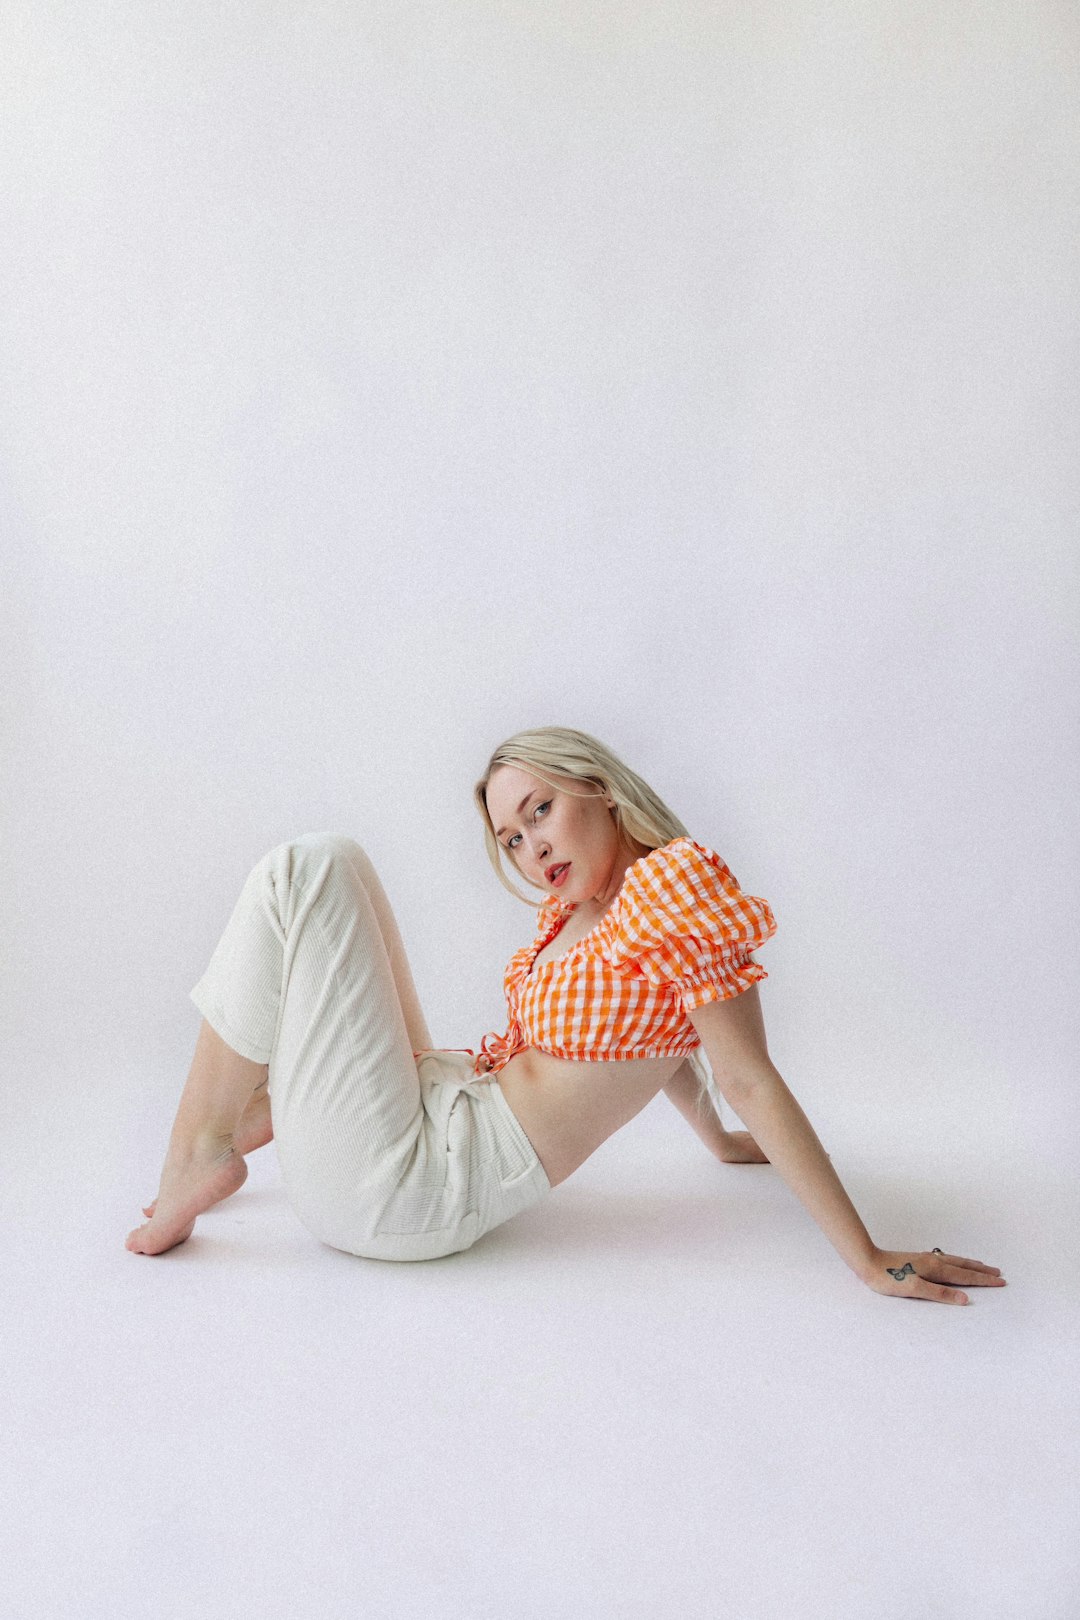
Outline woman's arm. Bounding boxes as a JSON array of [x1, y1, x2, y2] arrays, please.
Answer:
[[663, 1060, 770, 1165], [687, 988, 1006, 1305], [662, 1060, 727, 1157]]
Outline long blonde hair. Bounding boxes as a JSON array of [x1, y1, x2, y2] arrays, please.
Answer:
[[473, 725, 721, 1117]]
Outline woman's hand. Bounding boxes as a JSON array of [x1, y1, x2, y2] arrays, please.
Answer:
[[716, 1129, 769, 1164], [859, 1248, 1007, 1305]]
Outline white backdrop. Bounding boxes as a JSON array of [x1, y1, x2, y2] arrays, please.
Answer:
[[2, 0, 1076, 1139], [2, 9, 1078, 1619]]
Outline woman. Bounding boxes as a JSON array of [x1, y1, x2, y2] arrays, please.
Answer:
[[127, 726, 1005, 1306]]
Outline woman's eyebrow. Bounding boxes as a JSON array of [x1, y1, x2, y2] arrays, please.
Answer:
[[495, 791, 538, 839]]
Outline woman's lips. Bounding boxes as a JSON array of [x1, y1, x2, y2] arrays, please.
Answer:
[[550, 862, 570, 887]]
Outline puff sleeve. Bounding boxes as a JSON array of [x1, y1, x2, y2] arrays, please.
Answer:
[[607, 838, 777, 1012]]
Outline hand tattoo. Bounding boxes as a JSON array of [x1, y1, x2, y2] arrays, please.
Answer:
[[886, 1262, 916, 1280]]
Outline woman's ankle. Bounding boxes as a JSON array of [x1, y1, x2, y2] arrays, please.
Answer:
[[166, 1124, 238, 1161]]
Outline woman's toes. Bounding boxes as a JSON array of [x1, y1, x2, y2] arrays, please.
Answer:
[[126, 1149, 247, 1256], [126, 1217, 195, 1255]]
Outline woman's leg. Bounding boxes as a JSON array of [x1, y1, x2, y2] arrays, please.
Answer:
[[126, 1019, 264, 1252], [342, 842, 434, 1054], [137, 1044, 274, 1222], [127, 833, 436, 1257]]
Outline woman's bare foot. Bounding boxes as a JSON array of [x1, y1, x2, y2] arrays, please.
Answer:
[[127, 1133, 248, 1255], [140, 1087, 272, 1218]]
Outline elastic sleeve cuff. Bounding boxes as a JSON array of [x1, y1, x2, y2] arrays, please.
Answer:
[[677, 960, 769, 1012]]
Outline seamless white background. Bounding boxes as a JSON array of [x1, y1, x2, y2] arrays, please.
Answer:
[[2, 4, 1077, 1617]]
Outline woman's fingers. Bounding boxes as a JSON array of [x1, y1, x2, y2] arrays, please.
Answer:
[[949, 1266, 1007, 1286], [933, 1253, 1007, 1286], [908, 1271, 971, 1305], [868, 1249, 1007, 1304], [920, 1280, 971, 1305], [940, 1286, 972, 1304], [934, 1251, 1001, 1275]]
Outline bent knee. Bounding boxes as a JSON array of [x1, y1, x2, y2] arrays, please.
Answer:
[[291, 830, 365, 858], [271, 831, 371, 874], [245, 832, 376, 909]]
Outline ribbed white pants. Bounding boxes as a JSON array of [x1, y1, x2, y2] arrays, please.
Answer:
[[189, 833, 551, 1261]]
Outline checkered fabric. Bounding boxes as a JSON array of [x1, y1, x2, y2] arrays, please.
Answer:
[[471, 838, 777, 1077]]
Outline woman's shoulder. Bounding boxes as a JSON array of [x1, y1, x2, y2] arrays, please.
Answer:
[[621, 837, 732, 896], [609, 836, 766, 936], [604, 836, 776, 976], [526, 840, 739, 945]]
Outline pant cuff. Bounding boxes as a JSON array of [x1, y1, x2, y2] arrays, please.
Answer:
[[189, 982, 273, 1065]]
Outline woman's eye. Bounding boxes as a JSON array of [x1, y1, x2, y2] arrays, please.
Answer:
[[505, 801, 551, 851]]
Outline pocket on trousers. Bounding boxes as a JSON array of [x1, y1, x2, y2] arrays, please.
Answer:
[[372, 1096, 471, 1238], [499, 1160, 543, 1189]]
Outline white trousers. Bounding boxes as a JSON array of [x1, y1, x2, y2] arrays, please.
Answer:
[[189, 833, 551, 1261]]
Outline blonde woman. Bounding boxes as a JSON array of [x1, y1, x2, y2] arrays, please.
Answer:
[[127, 727, 1005, 1307]]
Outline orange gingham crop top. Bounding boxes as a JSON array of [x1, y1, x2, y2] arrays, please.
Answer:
[[466, 837, 777, 1078]]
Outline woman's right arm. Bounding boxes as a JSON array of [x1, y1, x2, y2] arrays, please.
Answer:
[[662, 1059, 728, 1158], [663, 1058, 771, 1165]]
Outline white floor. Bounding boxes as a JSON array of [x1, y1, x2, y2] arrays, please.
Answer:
[[2, 1063, 1074, 1620]]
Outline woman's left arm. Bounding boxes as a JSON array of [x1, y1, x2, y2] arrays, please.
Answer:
[[688, 988, 1007, 1306]]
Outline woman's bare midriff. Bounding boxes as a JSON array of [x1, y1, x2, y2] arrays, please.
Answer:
[[492, 1046, 685, 1189]]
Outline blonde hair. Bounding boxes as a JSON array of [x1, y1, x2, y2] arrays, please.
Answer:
[[473, 725, 721, 1118]]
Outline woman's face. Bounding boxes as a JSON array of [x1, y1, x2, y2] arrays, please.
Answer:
[[485, 763, 634, 908]]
